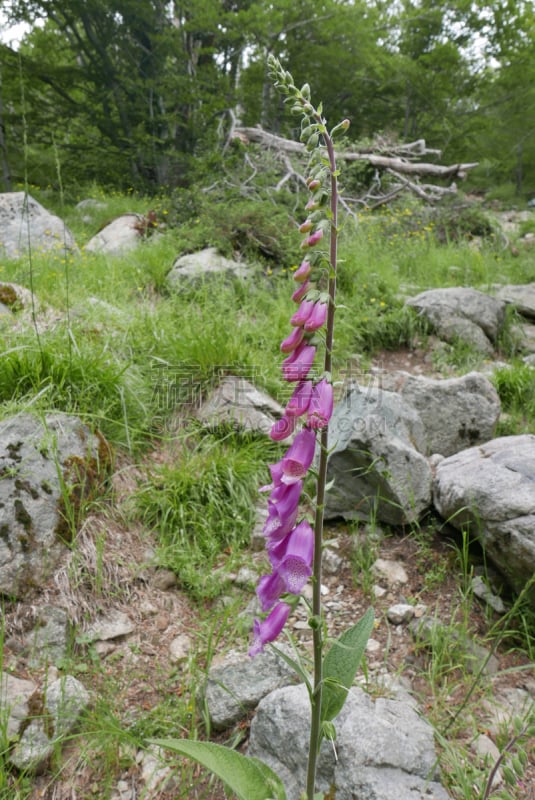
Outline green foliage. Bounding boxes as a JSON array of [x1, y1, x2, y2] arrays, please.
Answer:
[[133, 430, 281, 600], [0, 337, 150, 448], [2, 0, 535, 196], [167, 195, 302, 269], [320, 608, 375, 728], [149, 739, 287, 800], [491, 362, 535, 435]]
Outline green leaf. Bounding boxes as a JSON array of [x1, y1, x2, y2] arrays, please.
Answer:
[[320, 608, 375, 725], [270, 644, 313, 694], [150, 738, 287, 800]]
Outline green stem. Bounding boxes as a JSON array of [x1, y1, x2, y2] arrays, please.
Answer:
[[305, 127, 338, 800]]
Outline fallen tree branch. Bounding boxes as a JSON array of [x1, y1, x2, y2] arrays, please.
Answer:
[[234, 126, 478, 179]]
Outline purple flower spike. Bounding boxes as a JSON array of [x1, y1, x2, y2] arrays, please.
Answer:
[[293, 260, 311, 283], [282, 343, 316, 382], [278, 520, 314, 593], [281, 427, 316, 482], [291, 280, 311, 303], [304, 301, 328, 332], [280, 325, 305, 354], [285, 380, 313, 417], [269, 414, 297, 441], [307, 379, 334, 430], [290, 299, 315, 327], [249, 601, 291, 657], [257, 571, 286, 611]]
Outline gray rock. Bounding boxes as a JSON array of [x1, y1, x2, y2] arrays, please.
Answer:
[[471, 576, 506, 614], [196, 376, 284, 436], [492, 283, 535, 320], [0, 281, 39, 313], [325, 385, 432, 525], [373, 558, 409, 586], [0, 192, 78, 260], [433, 435, 535, 603], [26, 605, 71, 667], [10, 675, 90, 772], [248, 683, 449, 800], [84, 611, 135, 642], [0, 413, 110, 598], [406, 288, 506, 354], [0, 672, 37, 740], [169, 633, 192, 664], [387, 603, 416, 624], [395, 371, 500, 456], [204, 646, 297, 730], [166, 247, 252, 290], [85, 213, 149, 254]]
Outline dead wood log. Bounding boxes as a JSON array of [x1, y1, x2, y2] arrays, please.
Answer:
[[233, 126, 478, 180]]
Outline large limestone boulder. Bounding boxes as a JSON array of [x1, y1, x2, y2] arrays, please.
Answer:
[[433, 435, 535, 603], [492, 283, 535, 320], [406, 287, 506, 354], [0, 413, 111, 598], [85, 212, 150, 255], [325, 384, 432, 525], [196, 376, 284, 436], [203, 646, 296, 731], [0, 192, 77, 260], [166, 247, 252, 290], [392, 370, 501, 456], [248, 683, 449, 800]]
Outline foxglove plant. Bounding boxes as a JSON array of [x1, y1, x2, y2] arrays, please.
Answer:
[[151, 57, 374, 800]]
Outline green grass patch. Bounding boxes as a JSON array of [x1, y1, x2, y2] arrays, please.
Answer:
[[133, 428, 282, 601]]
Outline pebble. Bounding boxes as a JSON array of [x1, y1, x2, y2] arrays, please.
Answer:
[[152, 569, 178, 591], [366, 638, 381, 653], [387, 603, 415, 625], [169, 633, 192, 664], [372, 558, 409, 585], [471, 575, 506, 614]]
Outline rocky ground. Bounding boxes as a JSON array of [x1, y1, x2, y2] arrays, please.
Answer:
[[2, 348, 534, 800]]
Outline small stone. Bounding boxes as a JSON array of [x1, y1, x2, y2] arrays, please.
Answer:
[[372, 558, 409, 585], [323, 547, 343, 574], [169, 634, 192, 664], [138, 600, 158, 617], [152, 569, 177, 590], [233, 567, 258, 588], [471, 575, 506, 614], [387, 603, 415, 625], [85, 611, 135, 642], [366, 638, 381, 653], [471, 734, 502, 787], [154, 613, 170, 631], [372, 584, 387, 599]]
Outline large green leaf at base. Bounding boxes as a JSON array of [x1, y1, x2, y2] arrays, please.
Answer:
[[320, 607, 375, 725], [149, 738, 287, 800]]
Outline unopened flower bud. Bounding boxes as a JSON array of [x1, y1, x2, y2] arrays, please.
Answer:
[[299, 219, 314, 234], [301, 229, 324, 249], [293, 260, 312, 282]]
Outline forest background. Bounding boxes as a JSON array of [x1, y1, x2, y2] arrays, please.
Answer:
[[0, 0, 534, 203]]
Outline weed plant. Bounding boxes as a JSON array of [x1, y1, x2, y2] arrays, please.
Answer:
[[492, 362, 535, 435]]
